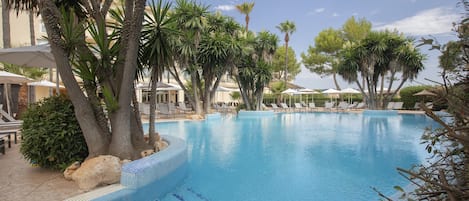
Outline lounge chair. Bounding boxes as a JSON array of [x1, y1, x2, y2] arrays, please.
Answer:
[[280, 103, 291, 112], [337, 101, 349, 111], [294, 103, 304, 112], [271, 103, 281, 112], [386, 102, 395, 110], [177, 102, 192, 113], [392, 102, 403, 110], [158, 103, 174, 118], [354, 102, 366, 109], [324, 102, 335, 111], [347, 102, 358, 110], [0, 109, 22, 146], [308, 102, 317, 111]]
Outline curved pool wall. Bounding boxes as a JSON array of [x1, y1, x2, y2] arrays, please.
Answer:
[[238, 110, 276, 118], [363, 109, 398, 117], [93, 135, 188, 201]]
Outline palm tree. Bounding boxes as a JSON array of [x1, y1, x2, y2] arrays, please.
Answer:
[[338, 31, 424, 109], [235, 2, 254, 32], [276, 20, 296, 87], [171, 0, 209, 115], [141, 0, 178, 145]]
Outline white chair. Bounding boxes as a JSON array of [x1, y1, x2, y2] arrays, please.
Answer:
[[308, 102, 317, 111], [386, 102, 395, 110], [294, 103, 304, 112], [392, 102, 403, 110]]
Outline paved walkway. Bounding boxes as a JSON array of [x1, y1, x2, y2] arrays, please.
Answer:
[[0, 140, 82, 201]]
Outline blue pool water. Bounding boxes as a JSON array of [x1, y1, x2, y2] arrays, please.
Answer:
[[144, 112, 437, 201]]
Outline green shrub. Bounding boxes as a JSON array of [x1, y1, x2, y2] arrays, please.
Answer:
[[399, 85, 432, 109], [20, 95, 88, 170]]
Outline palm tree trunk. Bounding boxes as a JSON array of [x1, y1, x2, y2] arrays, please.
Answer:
[[40, 1, 110, 158], [284, 42, 289, 87], [2, 0, 11, 48], [29, 10, 36, 45], [148, 73, 159, 146], [332, 73, 341, 90]]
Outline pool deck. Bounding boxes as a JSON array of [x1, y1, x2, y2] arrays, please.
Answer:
[[0, 109, 426, 201]]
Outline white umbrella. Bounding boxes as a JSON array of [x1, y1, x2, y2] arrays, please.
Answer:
[[0, 71, 32, 83], [0, 44, 60, 93], [28, 80, 65, 88], [0, 71, 32, 115], [281, 88, 297, 106], [340, 88, 360, 103], [0, 44, 55, 68], [322, 88, 341, 102], [298, 88, 319, 103]]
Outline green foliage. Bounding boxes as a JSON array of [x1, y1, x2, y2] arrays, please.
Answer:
[[272, 47, 301, 80], [20, 96, 88, 170], [399, 85, 431, 109]]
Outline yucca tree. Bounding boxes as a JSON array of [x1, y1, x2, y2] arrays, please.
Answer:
[[338, 31, 424, 109], [170, 0, 208, 115], [141, 0, 178, 145], [276, 20, 296, 87], [235, 2, 254, 33], [198, 14, 241, 113], [7, 0, 148, 159], [237, 31, 277, 110]]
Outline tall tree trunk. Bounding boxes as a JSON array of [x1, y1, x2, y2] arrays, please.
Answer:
[[284, 42, 288, 87], [148, 74, 159, 145], [2, 0, 10, 48], [29, 10, 36, 45], [40, 1, 109, 158], [233, 69, 251, 110], [109, 0, 146, 160], [332, 73, 341, 90], [203, 78, 211, 114], [191, 72, 202, 115]]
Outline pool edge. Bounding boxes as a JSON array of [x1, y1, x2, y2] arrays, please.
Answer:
[[66, 135, 188, 201]]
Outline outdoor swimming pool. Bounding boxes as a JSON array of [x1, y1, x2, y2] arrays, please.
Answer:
[[144, 112, 437, 201]]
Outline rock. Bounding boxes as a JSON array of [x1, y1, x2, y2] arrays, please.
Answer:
[[141, 149, 155, 157], [63, 161, 81, 180], [71, 155, 122, 191], [154, 139, 169, 152]]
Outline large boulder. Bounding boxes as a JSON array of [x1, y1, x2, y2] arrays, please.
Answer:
[[71, 155, 122, 191]]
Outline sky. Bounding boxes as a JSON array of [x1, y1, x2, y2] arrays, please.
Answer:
[[191, 0, 464, 90]]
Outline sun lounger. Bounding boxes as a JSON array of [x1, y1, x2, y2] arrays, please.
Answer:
[[337, 101, 349, 111], [294, 103, 305, 112], [177, 102, 192, 113], [324, 102, 335, 111], [271, 103, 281, 112], [355, 102, 366, 109], [386, 102, 395, 110], [158, 103, 175, 118], [280, 103, 291, 112], [392, 102, 403, 110], [308, 102, 317, 111], [347, 102, 358, 110]]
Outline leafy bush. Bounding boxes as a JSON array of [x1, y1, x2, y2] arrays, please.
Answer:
[[399, 85, 432, 109], [20, 95, 88, 170]]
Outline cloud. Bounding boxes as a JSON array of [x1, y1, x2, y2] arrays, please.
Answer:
[[332, 12, 339, 17], [214, 5, 235, 11], [315, 8, 325, 13], [374, 7, 460, 36]]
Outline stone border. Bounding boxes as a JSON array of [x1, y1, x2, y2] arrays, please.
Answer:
[[66, 135, 188, 201]]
